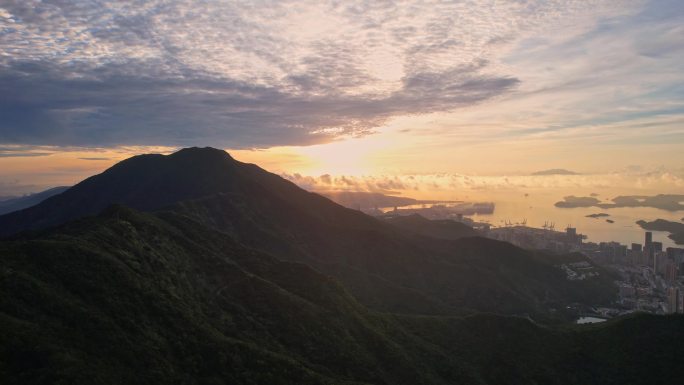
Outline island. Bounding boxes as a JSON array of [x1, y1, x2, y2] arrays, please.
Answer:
[[586, 213, 610, 218], [636, 219, 684, 245], [556, 194, 684, 211], [555, 196, 601, 208], [532, 168, 579, 176]]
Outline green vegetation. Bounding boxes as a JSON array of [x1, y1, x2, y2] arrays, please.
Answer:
[[1, 206, 682, 384], [1, 207, 462, 384]]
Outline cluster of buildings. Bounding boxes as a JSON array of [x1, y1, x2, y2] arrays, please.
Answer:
[[585, 231, 684, 314], [378, 206, 684, 316], [558, 261, 600, 281], [485, 223, 684, 315], [486, 224, 584, 253]]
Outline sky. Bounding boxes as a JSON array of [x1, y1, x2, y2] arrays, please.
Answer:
[[1, 0, 683, 198]]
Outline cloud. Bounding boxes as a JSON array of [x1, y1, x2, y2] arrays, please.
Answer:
[[282, 167, 684, 198], [0, 58, 518, 148], [283, 173, 410, 194], [0, 180, 42, 197], [0, 0, 643, 149], [0, 152, 51, 158], [0, 146, 52, 157]]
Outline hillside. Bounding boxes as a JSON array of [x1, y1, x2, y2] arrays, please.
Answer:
[[0, 148, 616, 318], [382, 214, 479, 240], [0, 206, 473, 384], [1, 206, 682, 384]]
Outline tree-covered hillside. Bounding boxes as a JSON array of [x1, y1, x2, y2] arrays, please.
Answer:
[[1, 206, 683, 384]]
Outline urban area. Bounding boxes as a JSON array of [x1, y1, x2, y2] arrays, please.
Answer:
[[376, 204, 684, 320]]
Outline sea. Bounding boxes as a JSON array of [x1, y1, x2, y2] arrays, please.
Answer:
[[468, 190, 682, 249]]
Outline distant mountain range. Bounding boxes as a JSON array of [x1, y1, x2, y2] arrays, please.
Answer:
[[532, 168, 579, 175], [0, 186, 69, 215], [1, 147, 682, 384]]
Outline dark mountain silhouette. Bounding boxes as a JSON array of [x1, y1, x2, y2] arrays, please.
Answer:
[[0, 148, 614, 316], [383, 214, 478, 240], [0, 148, 270, 235], [0, 186, 69, 215], [0, 147, 615, 317]]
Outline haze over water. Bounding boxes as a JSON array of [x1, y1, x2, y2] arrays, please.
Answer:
[[279, 170, 684, 248], [471, 191, 682, 248]]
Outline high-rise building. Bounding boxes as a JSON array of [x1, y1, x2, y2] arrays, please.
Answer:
[[666, 262, 679, 283], [668, 287, 680, 314], [645, 232, 653, 259], [655, 251, 668, 274], [630, 243, 644, 265], [667, 247, 684, 260], [653, 242, 663, 253]]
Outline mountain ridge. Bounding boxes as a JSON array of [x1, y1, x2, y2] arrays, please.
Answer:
[[0, 147, 615, 318]]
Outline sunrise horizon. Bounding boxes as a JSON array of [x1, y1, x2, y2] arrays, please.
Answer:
[[1, 0, 683, 198]]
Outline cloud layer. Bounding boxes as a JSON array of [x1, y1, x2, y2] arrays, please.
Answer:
[[282, 166, 684, 200], [0, 0, 657, 148]]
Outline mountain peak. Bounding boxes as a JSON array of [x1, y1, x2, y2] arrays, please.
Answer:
[[170, 146, 234, 160], [0, 147, 257, 236]]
